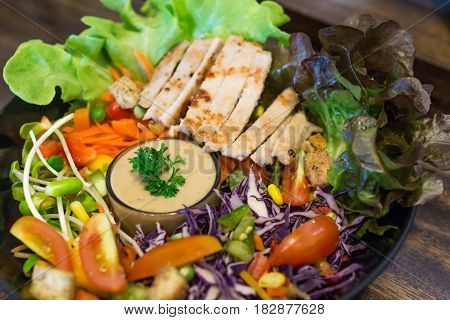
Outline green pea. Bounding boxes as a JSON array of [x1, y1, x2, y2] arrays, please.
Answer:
[[133, 106, 146, 119], [90, 107, 107, 123], [19, 201, 32, 216], [45, 177, 83, 197], [178, 265, 195, 282], [47, 155, 64, 172], [75, 192, 97, 213]]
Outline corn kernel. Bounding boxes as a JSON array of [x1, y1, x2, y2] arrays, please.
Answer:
[[253, 105, 265, 118], [258, 272, 286, 288], [148, 121, 166, 135], [70, 201, 90, 223], [87, 154, 113, 172], [268, 184, 284, 206], [314, 260, 330, 276], [326, 211, 337, 221]]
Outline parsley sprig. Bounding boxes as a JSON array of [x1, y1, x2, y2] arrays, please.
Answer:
[[129, 143, 186, 198]]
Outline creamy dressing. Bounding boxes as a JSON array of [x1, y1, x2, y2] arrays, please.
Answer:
[[109, 139, 217, 213]]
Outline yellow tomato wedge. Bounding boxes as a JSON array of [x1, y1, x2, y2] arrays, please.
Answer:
[[10, 216, 72, 271], [128, 235, 222, 281]]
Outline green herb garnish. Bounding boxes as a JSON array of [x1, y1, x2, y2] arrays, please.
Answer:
[[129, 143, 186, 198]]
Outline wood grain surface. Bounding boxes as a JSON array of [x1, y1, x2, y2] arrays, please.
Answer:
[[0, 0, 448, 300]]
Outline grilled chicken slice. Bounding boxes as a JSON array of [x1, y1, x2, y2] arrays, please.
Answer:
[[180, 36, 244, 141], [304, 150, 332, 187], [159, 38, 223, 127], [138, 41, 189, 109], [250, 115, 293, 166], [143, 39, 214, 122], [271, 112, 323, 165], [197, 41, 261, 142], [203, 48, 272, 152], [222, 87, 299, 161], [109, 76, 140, 109]]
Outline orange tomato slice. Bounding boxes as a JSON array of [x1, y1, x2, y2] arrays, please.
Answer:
[[128, 235, 222, 281]]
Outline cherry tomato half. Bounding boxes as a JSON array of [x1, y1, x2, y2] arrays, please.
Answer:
[[128, 235, 222, 281], [10, 216, 72, 271], [79, 213, 127, 293], [106, 101, 132, 121], [269, 216, 339, 267], [281, 160, 310, 206], [66, 136, 97, 167]]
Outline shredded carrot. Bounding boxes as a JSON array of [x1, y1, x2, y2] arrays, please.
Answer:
[[134, 51, 154, 81], [118, 66, 133, 79], [74, 108, 91, 131], [254, 234, 265, 251], [111, 119, 139, 139], [137, 122, 155, 141], [101, 91, 115, 103], [110, 68, 120, 81], [97, 202, 105, 213]]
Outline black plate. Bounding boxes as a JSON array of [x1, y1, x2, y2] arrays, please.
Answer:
[[0, 96, 416, 300]]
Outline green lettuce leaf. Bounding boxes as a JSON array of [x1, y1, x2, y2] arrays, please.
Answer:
[[3, 40, 82, 105], [4, 0, 290, 106]]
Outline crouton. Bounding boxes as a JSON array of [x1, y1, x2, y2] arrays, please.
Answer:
[[29, 262, 75, 300], [308, 133, 327, 150], [304, 150, 332, 188], [109, 76, 140, 109], [148, 265, 188, 300]]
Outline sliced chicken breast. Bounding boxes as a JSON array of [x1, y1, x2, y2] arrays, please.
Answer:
[[159, 38, 223, 127], [138, 41, 189, 109], [109, 76, 140, 109], [250, 115, 293, 166], [272, 112, 322, 165], [205, 49, 272, 152], [180, 36, 244, 140], [196, 41, 261, 142], [143, 39, 213, 122], [222, 87, 299, 161]]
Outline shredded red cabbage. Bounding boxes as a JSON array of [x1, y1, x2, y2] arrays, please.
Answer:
[[134, 172, 371, 299]]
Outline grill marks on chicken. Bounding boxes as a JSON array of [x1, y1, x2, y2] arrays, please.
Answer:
[[143, 39, 218, 122], [221, 87, 299, 161], [109, 38, 323, 166], [138, 41, 190, 109]]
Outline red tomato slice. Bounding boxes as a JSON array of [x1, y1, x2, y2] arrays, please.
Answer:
[[247, 253, 270, 280], [75, 289, 99, 300], [117, 241, 137, 276], [79, 213, 127, 293], [10, 216, 72, 271], [106, 101, 132, 121], [66, 136, 97, 167], [281, 160, 310, 206], [128, 235, 222, 281], [269, 216, 339, 267], [39, 140, 63, 159]]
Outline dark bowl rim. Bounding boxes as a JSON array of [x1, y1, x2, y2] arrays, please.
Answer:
[[0, 95, 417, 300]]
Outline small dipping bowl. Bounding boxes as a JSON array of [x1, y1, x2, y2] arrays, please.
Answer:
[[106, 138, 221, 236]]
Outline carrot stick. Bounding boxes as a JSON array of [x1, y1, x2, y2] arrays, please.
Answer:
[[134, 51, 154, 81], [74, 108, 91, 131], [110, 68, 121, 81], [101, 92, 115, 103], [118, 66, 133, 79]]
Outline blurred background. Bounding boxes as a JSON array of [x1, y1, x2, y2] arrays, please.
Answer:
[[0, 0, 448, 299]]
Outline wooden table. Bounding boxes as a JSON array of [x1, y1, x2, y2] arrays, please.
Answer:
[[0, 0, 449, 299]]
